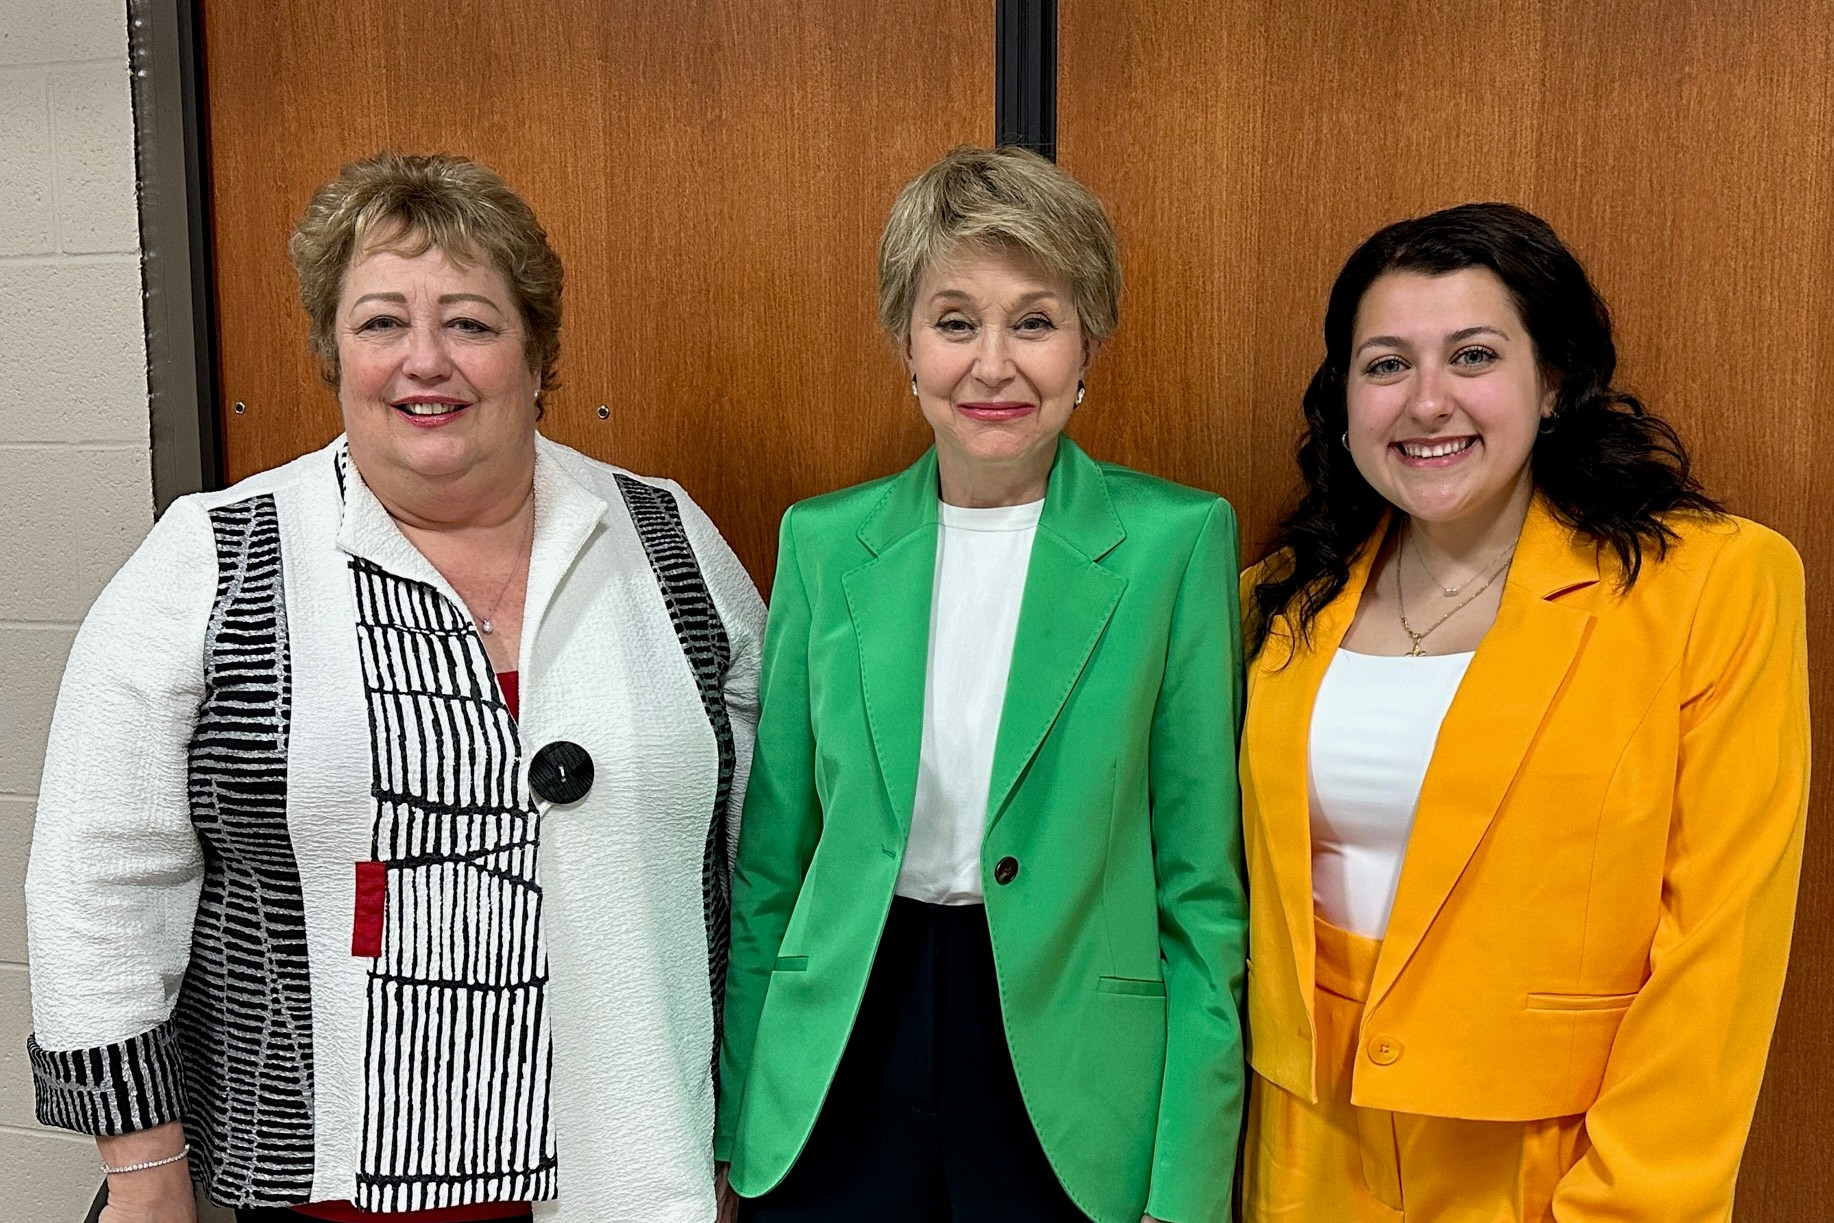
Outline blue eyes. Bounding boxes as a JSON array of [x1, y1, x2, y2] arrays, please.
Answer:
[[1361, 346, 1498, 378], [354, 316, 497, 337]]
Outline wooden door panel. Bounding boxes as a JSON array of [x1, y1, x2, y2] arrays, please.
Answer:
[[203, 0, 992, 585], [1061, 1, 1833, 1214]]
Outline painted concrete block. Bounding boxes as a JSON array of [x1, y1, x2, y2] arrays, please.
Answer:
[[0, 260, 149, 443], [0, 962, 41, 1129], [0, 70, 55, 255], [0, 0, 127, 67], [0, 625, 76, 797], [0, 797, 31, 964], [0, 447, 151, 621], [51, 63, 139, 254], [0, 1123, 99, 1221]]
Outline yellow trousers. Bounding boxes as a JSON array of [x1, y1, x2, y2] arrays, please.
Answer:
[[1242, 921, 1589, 1222]]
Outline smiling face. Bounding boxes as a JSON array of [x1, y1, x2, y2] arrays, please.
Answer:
[[336, 241, 540, 496], [906, 246, 1092, 505], [1345, 267, 1555, 532]]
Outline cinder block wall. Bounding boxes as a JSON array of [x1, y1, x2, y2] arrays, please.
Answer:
[[0, 2, 156, 1214]]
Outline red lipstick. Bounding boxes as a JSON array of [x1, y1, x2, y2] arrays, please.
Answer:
[[957, 400, 1036, 423], [391, 395, 470, 429]]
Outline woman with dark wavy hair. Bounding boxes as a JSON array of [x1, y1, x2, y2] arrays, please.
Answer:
[[1238, 203, 1809, 1221]]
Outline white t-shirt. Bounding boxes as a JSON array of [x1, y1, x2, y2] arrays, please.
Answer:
[[895, 498, 1044, 905], [1307, 648, 1474, 938]]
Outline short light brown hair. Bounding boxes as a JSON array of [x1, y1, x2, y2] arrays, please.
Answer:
[[877, 146, 1121, 343], [289, 151, 563, 389]]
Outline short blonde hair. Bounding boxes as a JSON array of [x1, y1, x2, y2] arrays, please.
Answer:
[[289, 151, 563, 389], [877, 146, 1121, 343]]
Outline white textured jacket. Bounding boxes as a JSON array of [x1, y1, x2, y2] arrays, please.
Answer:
[[26, 435, 763, 1222]]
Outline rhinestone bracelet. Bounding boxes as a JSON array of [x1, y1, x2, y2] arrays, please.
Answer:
[[101, 1142, 190, 1175]]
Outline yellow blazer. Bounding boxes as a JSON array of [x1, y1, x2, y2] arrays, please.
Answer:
[[1241, 499, 1809, 1218]]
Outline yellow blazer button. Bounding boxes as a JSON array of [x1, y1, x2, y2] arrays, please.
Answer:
[[1367, 1036, 1403, 1066]]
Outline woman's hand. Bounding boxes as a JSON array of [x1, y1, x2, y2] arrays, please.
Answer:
[[96, 1125, 196, 1223]]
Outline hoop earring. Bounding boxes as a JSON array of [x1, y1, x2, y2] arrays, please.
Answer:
[[1538, 415, 1557, 434], [910, 375, 919, 398], [1341, 431, 1349, 448], [1074, 380, 1086, 407]]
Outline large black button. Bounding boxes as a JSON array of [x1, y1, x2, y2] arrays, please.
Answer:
[[530, 741, 594, 804], [993, 856, 1020, 886]]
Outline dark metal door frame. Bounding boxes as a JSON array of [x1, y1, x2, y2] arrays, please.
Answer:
[[997, 0, 1057, 158], [131, 0, 222, 514]]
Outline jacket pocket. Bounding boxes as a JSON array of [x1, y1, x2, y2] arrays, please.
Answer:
[[1097, 975, 1166, 997], [1525, 989, 1638, 1012], [773, 955, 809, 973]]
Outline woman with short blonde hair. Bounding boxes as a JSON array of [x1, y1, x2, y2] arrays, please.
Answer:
[[718, 146, 1246, 1223]]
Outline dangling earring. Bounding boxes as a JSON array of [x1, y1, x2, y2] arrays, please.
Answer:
[[1074, 380, 1086, 407], [910, 375, 919, 397]]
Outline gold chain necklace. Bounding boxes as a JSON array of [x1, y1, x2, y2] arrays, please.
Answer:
[[1396, 531, 1515, 657]]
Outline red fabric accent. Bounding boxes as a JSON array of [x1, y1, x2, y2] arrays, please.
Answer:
[[498, 670, 519, 720], [291, 1202, 531, 1221], [352, 860, 385, 957]]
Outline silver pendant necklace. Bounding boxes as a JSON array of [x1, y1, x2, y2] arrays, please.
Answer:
[[1408, 526, 1519, 597], [474, 504, 535, 636]]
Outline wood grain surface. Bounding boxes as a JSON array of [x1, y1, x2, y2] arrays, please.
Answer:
[[204, 0, 1828, 1210], [1060, 0, 1833, 1214], [201, 0, 992, 586]]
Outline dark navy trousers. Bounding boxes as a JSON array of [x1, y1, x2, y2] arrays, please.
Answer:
[[740, 897, 1091, 1223]]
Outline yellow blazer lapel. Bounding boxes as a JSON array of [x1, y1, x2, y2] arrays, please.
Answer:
[[842, 450, 941, 831], [1248, 525, 1385, 1041], [1367, 500, 1600, 1009], [985, 439, 1126, 831]]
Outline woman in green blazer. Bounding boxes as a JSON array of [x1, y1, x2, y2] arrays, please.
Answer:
[[716, 147, 1246, 1223]]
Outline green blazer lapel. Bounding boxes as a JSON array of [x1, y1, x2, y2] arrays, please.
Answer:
[[986, 438, 1128, 831], [1367, 500, 1600, 1010], [842, 449, 941, 831]]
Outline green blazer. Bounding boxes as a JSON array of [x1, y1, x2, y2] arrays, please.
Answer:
[[716, 438, 1247, 1223]]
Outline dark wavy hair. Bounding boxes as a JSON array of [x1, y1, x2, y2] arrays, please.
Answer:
[[1248, 202, 1720, 658]]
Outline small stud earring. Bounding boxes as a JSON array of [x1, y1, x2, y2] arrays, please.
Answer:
[[1074, 381, 1086, 407]]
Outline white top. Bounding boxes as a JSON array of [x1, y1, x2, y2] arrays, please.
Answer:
[[1307, 648, 1474, 938], [896, 498, 1044, 905]]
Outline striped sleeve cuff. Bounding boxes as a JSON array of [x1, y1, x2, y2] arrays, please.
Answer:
[[29, 1021, 186, 1135]]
